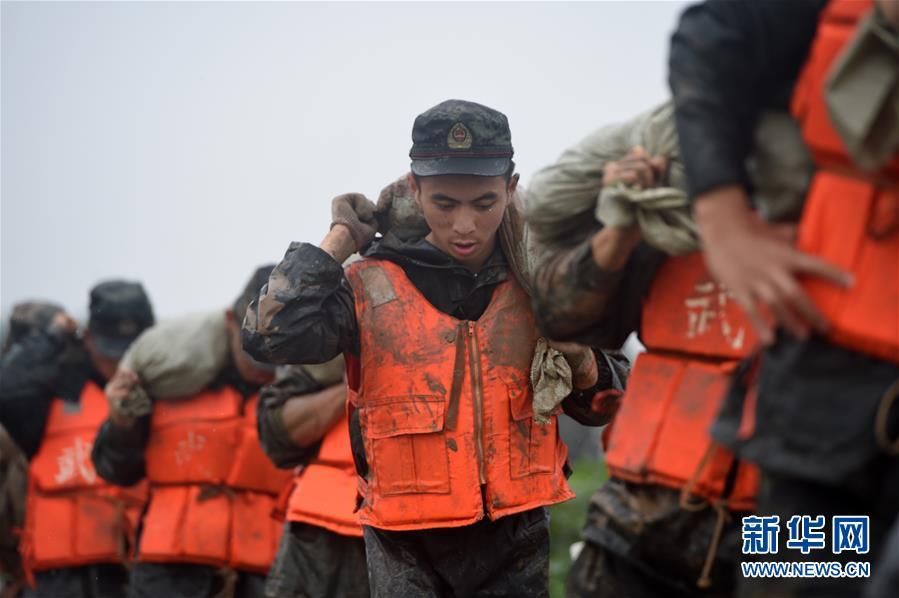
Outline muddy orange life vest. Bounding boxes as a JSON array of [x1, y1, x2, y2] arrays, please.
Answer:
[[792, 0, 899, 364], [22, 381, 148, 575], [137, 388, 292, 574], [344, 258, 574, 531], [285, 413, 362, 538], [604, 253, 760, 511]]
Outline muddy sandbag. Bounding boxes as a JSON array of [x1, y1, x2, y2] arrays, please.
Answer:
[[119, 310, 229, 403], [526, 101, 814, 255]]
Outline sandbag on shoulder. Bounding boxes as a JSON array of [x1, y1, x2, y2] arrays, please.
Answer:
[[118, 310, 229, 407]]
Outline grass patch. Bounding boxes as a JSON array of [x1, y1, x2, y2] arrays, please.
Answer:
[[548, 457, 607, 597]]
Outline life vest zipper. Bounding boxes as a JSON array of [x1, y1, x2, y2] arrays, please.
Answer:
[[467, 321, 486, 485]]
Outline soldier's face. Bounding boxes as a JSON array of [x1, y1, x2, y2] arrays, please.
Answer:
[[83, 333, 120, 381], [410, 173, 518, 271]]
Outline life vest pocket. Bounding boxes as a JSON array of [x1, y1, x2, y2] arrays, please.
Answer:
[[361, 396, 450, 496], [605, 353, 759, 508], [229, 492, 283, 574], [145, 421, 241, 485], [227, 395, 277, 492], [507, 379, 556, 479], [138, 485, 231, 567]]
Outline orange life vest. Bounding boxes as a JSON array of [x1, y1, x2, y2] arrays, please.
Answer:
[[344, 258, 574, 531], [22, 381, 148, 575], [792, 0, 899, 364], [604, 253, 760, 511], [137, 388, 292, 574], [285, 413, 362, 538]]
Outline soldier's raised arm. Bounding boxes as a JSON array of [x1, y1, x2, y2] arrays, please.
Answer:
[[241, 195, 377, 366]]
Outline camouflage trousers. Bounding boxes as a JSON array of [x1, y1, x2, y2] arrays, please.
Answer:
[[22, 564, 129, 598], [264, 522, 369, 598], [363, 507, 550, 598], [127, 563, 265, 598], [567, 480, 744, 598]]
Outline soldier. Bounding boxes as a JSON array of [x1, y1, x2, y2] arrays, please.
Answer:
[[669, 0, 899, 595], [0, 283, 155, 598], [91, 266, 291, 598], [1, 301, 65, 596], [257, 361, 369, 598], [242, 99, 623, 596], [526, 103, 761, 597]]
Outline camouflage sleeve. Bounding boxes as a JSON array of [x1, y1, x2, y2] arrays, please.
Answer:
[[256, 365, 325, 469], [524, 112, 665, 347], [532, 238, 663, 349], [560, 349, 628, 426], [91, 416, 151, 487], [242, 242, 359, 365], [0, 331, 69, 458]]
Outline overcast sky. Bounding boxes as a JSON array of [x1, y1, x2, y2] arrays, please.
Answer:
[[2, 0, 688, 321]]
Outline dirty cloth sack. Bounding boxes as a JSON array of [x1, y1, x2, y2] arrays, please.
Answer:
[[530, 339, 572, 424], [117, 311, 229, 416], [527, 101, 815, 255]]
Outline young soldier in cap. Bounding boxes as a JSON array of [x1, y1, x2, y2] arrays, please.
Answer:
[[91, 266, 292, 598], [256, 360, 369, 598], [242, 100, 623, 596], [0, 282, 155, 598], [669, 0, 899, 595]]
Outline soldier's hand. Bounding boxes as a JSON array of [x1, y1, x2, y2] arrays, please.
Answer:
[[694, 185, 853, 345], [547, 340, 599, 389], [602, 146, 668, 190], [105, 367, 140, 428], [48, 311, 78, 336], [331, 193, 378, 252]]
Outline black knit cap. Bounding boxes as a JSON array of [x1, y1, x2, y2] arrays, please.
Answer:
[[409, 99, 514, 177]]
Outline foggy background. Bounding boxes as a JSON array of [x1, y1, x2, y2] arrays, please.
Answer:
[[2, 1, 689, 321]]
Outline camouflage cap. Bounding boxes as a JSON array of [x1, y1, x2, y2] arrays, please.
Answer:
[[88, 280, 155, 360], [409, 99, 514, 177]]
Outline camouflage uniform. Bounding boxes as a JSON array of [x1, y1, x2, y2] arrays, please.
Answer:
[[256, 365, 370, 598], [526, 126, 745, 597], [243, 100, 627, 597], [0, 285, 155, 598], [91, 269, 273, 598], [1, 301, 62, 591]]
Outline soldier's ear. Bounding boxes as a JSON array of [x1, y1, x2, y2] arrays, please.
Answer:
[[224, 309, 237, 328], [508, 173, 520, 195], [407, 173, 422, 207]]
